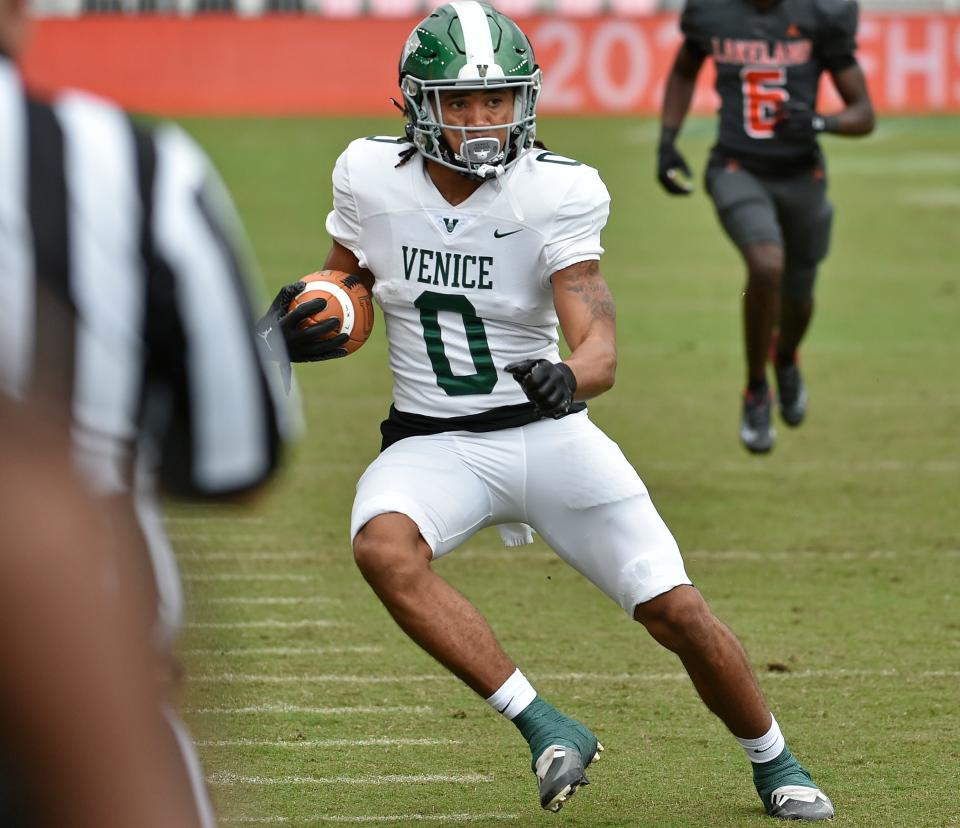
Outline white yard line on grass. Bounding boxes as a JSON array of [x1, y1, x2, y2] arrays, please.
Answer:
[[831, 154, 960, 174], [898, 188, 960, 207], [198, 597, 338, 605], [188, 669, 960, 685], [185, 705, 434, 715], [189, 673, 448, 684], [168, 534, 267, 543], [183, 574, 313, 582], [462, 547, 960, 562], [196, 738, 460, 747], [684, 549, 926, 561], [185, 620, 345, 630], [181, 646, 380, 656], [209, 772, 492, 786], [179, 552, 319, 562], [167, 515, 264, 524], [643, 459, 960, 473], [224, 815, 517, 824]]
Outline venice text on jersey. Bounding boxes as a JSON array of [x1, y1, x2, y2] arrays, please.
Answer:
[[402, 246, 495, 291]]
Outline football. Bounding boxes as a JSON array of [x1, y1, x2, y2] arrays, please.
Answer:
[[287, 270, 375, 356]]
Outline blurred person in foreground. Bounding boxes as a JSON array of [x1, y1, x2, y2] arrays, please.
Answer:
[[0, 402, 204, 828], [267, 2, 835, 819], [657, 0, 874, 453], [1, 0, 296, 821]]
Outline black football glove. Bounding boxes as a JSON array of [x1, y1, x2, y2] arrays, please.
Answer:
[[256, 281, 349, 364], [504, 359, 577, 419], [657, 133, 694, 196], [774, 100, 837, 142]]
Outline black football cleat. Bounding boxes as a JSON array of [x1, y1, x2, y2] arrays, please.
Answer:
[[740, 388, 775, 454], [775, 362, 808, 427]]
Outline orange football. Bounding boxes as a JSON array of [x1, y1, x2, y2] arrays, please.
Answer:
[[287, 270, 375, 356]]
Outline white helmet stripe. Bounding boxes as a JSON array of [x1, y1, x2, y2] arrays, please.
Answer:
[[451, 1, 495, 69]]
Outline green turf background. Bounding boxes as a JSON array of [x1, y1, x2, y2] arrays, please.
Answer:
[[171, 115, 960, 827]]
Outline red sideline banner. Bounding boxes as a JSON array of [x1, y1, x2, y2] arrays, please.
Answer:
[[20, 14, 960, 115]]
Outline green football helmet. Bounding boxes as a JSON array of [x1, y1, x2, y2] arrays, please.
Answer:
[[399, 1, 541, 180]]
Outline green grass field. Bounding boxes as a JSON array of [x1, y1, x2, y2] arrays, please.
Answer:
[[171, 115, 960, 827]]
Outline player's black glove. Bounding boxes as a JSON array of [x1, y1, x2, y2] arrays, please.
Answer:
[[504, 359, 578, 419], [774, 100, 839, 141], [657, 129, 694, 196], [256, 281, 349, 364]]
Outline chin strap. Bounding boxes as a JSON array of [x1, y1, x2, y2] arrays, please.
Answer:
[[475, 162, 505, 180]]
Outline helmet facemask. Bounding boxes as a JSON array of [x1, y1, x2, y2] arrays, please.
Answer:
[[399, 2, 541, 181]]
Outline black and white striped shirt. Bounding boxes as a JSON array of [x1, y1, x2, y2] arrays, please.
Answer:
[[0, 56, 294, 637], [0, 54, 292, 495]]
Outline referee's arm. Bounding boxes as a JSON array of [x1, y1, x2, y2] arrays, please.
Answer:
[[145, 124, 295, 501]]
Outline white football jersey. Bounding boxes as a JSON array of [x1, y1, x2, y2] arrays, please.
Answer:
[[326, 137, 610, 419]]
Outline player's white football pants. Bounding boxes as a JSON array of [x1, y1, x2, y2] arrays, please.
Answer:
[[351, 410, 691, 615]]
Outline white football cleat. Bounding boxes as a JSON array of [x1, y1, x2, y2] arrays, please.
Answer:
[[535, 742, 603, 812], [769, 784, 835, 821]]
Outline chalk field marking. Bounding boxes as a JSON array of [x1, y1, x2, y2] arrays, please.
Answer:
[[198, 597, 338, 606], [181, 646, 380, 657], [687, 548, 960, 561], [641, 458, 960, 473], [186, 620, 345, 630], [167, 515, 264, 525], [183, 574, 313, 583], [209, 772, 492, 787], [185, 704, 434, 715], [899, 188, 960, 207], [461, 547, 960, 562], [189, 673, 449, 685], [685, 549, 921, 561], [179, 552, 319, 563], [196, 738, 460, 748], [189, 669, 960, 686], [168, 534, 267, 543], [831, 154, 960, 174], [224, 814, 517, 824]]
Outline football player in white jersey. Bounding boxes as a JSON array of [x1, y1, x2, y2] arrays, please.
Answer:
[[271, 2, 833, 819]]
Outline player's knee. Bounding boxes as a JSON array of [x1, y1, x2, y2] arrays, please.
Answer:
[[353, 515, 428, 589], [744, 245, 784, 292], [634, 585, 715, 652], [782, 262, 818, 302]]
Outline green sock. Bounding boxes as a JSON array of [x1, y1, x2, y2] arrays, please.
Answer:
[[512, 696, 597, 772], [753, 746, 818, 812]]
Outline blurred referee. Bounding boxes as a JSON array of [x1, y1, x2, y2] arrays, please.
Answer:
[[0, 0, 296, 822], [0, 400, 208, 828]]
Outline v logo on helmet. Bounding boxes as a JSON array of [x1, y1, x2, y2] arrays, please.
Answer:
[[398, 2, 542, 182]]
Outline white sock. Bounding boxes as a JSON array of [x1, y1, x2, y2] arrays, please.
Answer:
[[736, 715, 785, 764], [485, 668, 537, 720]]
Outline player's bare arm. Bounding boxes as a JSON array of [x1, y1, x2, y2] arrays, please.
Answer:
[[661, 42, 706, 131], [658, 43, 704, 194], [324, 239, 375, 291], [830, 62, 876, 135], [551, 258, 617, 400]]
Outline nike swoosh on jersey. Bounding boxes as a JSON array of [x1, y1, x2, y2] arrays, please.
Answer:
[[493, 228, 523, 238]]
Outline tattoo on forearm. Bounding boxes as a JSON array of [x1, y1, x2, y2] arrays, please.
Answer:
[[559, 260, 616, 321]]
